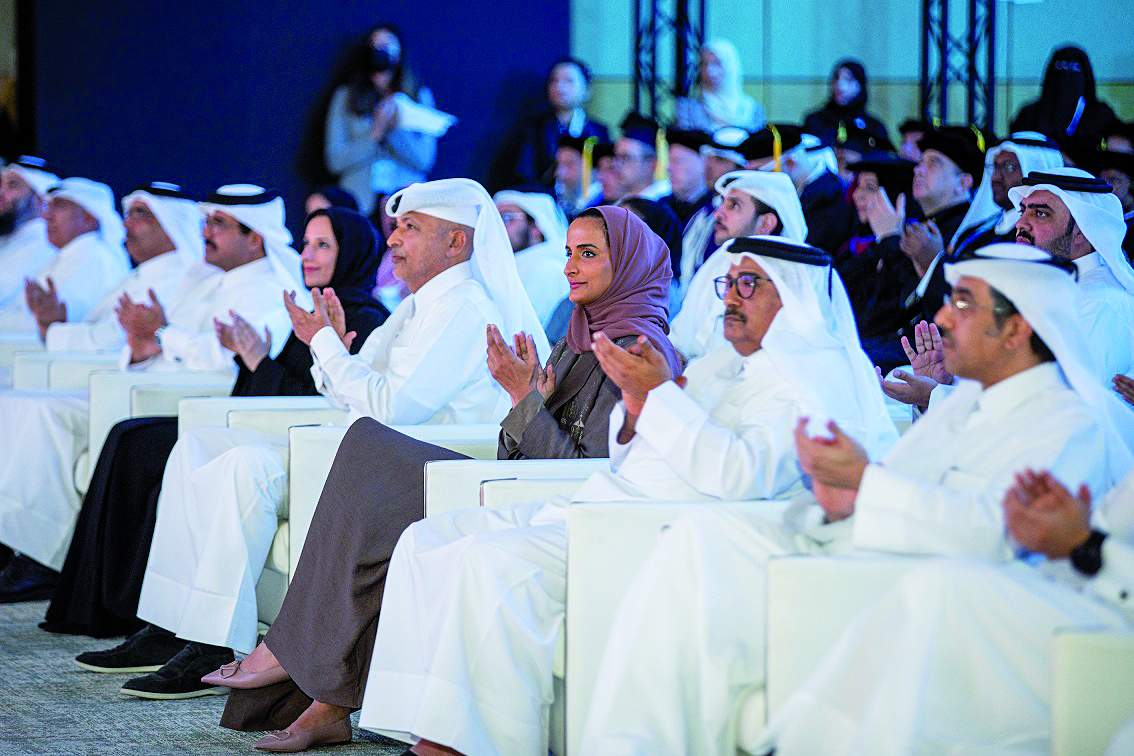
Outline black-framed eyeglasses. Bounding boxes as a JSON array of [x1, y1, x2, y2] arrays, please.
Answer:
[[714, 272, 769, 300], [943, 293, 1009, 315]]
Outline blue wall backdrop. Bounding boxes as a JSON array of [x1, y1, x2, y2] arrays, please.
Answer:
[[32, 0, 569, 236]]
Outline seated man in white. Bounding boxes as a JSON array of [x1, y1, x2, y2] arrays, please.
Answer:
[[113, 178, 542, 700], [0, 157, 58, 317], [359, 236, 898, 756], [0, 184, 297, 602], [42, 182, 203, 352], [757, 466, 1134, 756], [669, 170, 807, 362], [580, 243, 1133, 755], [1012, 167, 1134, 382], [0, 177, 130, 335], [493, 189, 570, 326]]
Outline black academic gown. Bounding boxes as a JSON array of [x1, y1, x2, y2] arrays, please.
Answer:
[[800, 170, 855, 256], [501, 110, 610, 188], [40, 303, 387, 639], [661, 190, 713, 229]]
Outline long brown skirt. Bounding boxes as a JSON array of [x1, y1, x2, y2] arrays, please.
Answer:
[[220, 417, 470, 730]]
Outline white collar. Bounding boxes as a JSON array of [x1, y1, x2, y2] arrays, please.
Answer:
[[974, 361, 1065, 423], [1072, 251, 1101, 277], [411, 260, 473, 310]]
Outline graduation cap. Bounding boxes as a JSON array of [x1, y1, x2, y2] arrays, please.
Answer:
[[591, 141, 615, 163], [1091, 149, 1134, 181], [619, 112, 661, 152], [898, 119, 933, 136], [917, 126, 985, 179], [846, 150, 916, 178], [558, 134, 590, 154], [665, 128, 712, 153], [739, 124, 804, 167]]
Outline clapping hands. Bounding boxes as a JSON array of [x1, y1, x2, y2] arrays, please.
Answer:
[[215, 310, 271, 371], [486, 324, 555, 407]]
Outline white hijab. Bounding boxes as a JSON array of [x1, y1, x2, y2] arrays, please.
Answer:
[[1008, 166, 1134, 298], [952, 132, 1064, 247], [387, 178, 550, 357], [699, 39, 754, 129], [724, 235, 899, 459], [946, 243, 1134, 496], [198, 184, 309, 308], [121, 184, 204, 266]]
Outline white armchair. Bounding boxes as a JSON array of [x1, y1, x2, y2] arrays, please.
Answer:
[[11, 350, 119, 390], [1052, 628, 1134, 756]]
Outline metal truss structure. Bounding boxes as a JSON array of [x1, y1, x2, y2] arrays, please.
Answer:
[[632, 0, 706, 119], [920, 0, 996, 127]]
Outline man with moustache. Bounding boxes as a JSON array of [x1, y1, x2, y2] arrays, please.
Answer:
[[0, 157, 57, 318]]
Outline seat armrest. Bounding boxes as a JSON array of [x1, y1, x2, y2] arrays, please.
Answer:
[[227, 405, 348, 435], [0, 333, 43, 368], [79, 370, 234, 492], [424, 458, 609, 518], [12, 350, 116, 390], [131, 383, 232, 417], [565, 499, 790, 755], [1052, 628, 1134, 756], [177, 395, 335, 436], [479, 478, 589, 509]]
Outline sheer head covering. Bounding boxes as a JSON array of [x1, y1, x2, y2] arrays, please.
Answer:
[[952, 132, 1064, 246], [492, 190, 569, 246], [566, 205, 681, 377], [1009, 166, 1134, 297], [698, 39, 750, 128], [305, 206, 381, 309], [386, 178, 550, 357], [121, 182, 204, 266], [945, 243, 1134, 493], [5, 156, 58, 197], [198, 184, 309, 307], [722, 235, 899, 457], [47, 177, 125, 247], [714, 170, 808, 243], [700, 126, 749, 167]]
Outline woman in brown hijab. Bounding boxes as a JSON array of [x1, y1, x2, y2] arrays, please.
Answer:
[[206, 206, 679, 752]]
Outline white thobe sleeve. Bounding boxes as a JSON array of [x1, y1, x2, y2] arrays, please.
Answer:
[[852, 419, 1106, 559], [1089, 539, 1134, 621], [308, 295, 490, 424], [605, 402, 635, 473], [1079, 296, 1133, 381], [631, 380, 800, 500]]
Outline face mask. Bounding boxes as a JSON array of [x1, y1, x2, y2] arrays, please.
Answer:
[[371, 47, 399, 74]]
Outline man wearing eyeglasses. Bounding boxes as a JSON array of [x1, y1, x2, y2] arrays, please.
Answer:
[[360, 236, 898, 756], [582, 242, 1130, 755]]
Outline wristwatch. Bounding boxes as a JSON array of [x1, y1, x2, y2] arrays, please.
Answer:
[[1069, 529, 1107, 577]]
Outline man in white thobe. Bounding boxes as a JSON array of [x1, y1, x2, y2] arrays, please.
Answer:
[[1012, 166, 1134, 382], [580, 243, 1133, 756], [359, 236, 899, 755], [118, 178, 544, 699], [493, 189, 569, 327], [669, 170, 807, 362], [42, 182, 203, 352], [758, 467, 1134, 756], [0, 177, 130, 335], [0, 157, 58, 318], [0, 184, 295, 601]]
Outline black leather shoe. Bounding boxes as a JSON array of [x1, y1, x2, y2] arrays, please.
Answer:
[[0, 554, 58, 603], [119, 642, 234, 699], [75, 624, 185, 673]]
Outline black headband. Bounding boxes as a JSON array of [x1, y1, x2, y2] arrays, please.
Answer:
[[1022, 172, 1112, 194], [726, 236, 831, 266], [970, 249, 1080, 280], [131, 182, 194, 201], [204, 188, 280, 205]]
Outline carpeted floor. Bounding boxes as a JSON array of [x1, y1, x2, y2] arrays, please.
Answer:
[[0, 601, 406, 755]]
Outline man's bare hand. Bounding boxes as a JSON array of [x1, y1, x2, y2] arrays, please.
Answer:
[[116, 289, 167, 362], [794, 417, 869, 492], [215, 310, 272, 371], [592, 332, 672, 416], [25, 277, 67, 340], [899, 220, 944, 277], [904, 320, 951, 385], [1003, 469, 1093, 559], [863, 190, 905, 240], [879, 367, 937, 409], [284, 289, 333, 346], [1113, 374, 1134, 408]]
